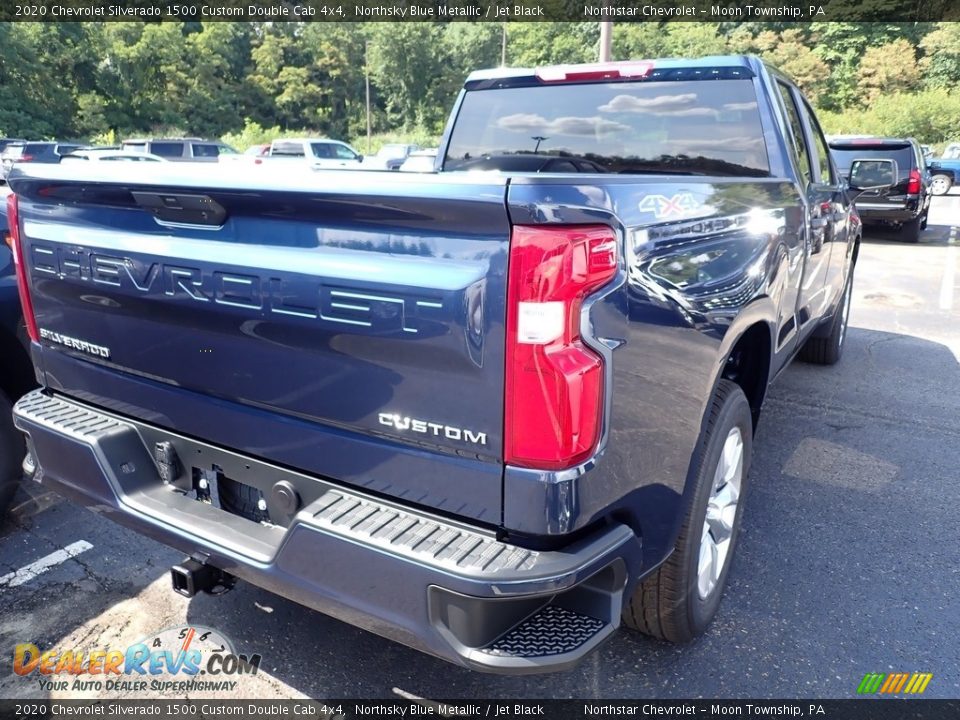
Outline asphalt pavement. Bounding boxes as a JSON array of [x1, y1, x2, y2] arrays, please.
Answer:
[[2, 194, 958, 701]]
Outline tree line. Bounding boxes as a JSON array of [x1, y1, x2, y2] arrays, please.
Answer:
[[1, 21, 959, 149]]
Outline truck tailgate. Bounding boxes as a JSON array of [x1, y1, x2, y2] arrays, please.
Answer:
[[11, 166, 510, 525]]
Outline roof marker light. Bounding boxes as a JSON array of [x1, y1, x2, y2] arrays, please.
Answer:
[[535, 61, 654, 83]]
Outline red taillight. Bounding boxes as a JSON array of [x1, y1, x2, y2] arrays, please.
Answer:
[[6, 193, 39, 342], [18, 155, 34, 162], [505, 225, 618, 470], [536, 61, 653, 83], [907, 169, 921, 194]]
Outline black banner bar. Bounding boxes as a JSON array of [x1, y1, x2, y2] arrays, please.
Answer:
[[1, 0, 958, 23], [2, 700, 960, 720]]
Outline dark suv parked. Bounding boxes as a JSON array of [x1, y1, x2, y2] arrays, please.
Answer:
[[121, 138, 238, 162], [828, 137, 931, 243], [1, 142, 81, 181], [0, 139, 26, 156]]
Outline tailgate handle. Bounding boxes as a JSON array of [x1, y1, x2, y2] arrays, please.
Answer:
[[132, 192, 227, 227]]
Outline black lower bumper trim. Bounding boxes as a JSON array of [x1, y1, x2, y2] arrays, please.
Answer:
[[13, 389, 642, 673]]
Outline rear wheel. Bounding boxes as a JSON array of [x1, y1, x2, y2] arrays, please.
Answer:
[[900, 216, 921, 243], [622, 379, 752, 642], [800, 268, 854, 366], [0, 393, 23, 519], [929, 174, 952, 196]]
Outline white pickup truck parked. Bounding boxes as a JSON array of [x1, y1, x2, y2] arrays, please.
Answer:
[[267, 138, 365, 169]]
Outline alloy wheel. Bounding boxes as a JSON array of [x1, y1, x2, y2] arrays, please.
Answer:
[[697, 427, 744, 599]]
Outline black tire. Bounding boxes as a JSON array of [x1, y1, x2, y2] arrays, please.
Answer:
[[622, 379, 753, 642], [920, 209, 928, 231], [799, 269, 854, 365], [929, 174, 952, 197], [0, 392, 24, 518], [900, 216, 921, 243]]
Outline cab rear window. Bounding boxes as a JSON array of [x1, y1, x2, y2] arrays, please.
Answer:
[[444, 79, 769, 176], [271, 142, 306, 157]]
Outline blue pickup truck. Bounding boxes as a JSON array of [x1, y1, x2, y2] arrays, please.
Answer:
[[6, 56, 876, 673], [928, 157, 960, 196]]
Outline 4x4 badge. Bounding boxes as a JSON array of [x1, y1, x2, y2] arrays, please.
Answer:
[[639, 192, 702, 220]]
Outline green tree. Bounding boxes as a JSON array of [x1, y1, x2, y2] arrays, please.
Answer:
[[506, 22, 598, 66], [1, 19, 955, 148], [808, 22, 931, 110], [0, 23, 101, 137], [247, 24, 324, 130], [96, 22, 190, 135], [818, 88, 960, 142], [367, 23, 450, 132], [764, 30, 831, 104], [728, 28, 829, 104], [856, 39, 920, 107], [171, 23, 256, 137], [919, 22, 960, 90], [299, 23, 368, 138], [613, 23, 670, 59]]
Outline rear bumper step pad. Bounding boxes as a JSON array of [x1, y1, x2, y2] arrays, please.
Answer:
[[14, 389, 641, 673]]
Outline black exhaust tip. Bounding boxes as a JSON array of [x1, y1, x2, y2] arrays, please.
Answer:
[[171, 558, 235, 598]]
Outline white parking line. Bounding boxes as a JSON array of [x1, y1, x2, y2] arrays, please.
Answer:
[[940, 231, 957, 311], [393, 688, 454, 716], [0, 540, 93, 588]]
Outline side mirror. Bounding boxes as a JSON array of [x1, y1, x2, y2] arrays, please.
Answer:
[[356, 155, 364, 162], [848, 158, 897, 193]]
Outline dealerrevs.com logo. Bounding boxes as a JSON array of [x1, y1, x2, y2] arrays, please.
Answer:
[[13, 625, 261, 694]]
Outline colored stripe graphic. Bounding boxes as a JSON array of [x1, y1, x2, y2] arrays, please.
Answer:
[[859, 672, 932, 694], [913, 673, 933, 694], [857, 673, 885, 694], [880, 674, 896, 693]]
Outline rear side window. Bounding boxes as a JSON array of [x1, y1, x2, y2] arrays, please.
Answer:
[[797, 100, 833, 184], [829, 143, 914, 176], [150, 142, 186, 158], [444, 79, 770, 176], [776, 82, 812, 185], [272, 142, 306, 157], [103, 155, 158, 162], [191, 143, 220, 158]]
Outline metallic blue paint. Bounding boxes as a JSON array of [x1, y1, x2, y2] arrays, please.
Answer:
[[11, 174, 511, 525]]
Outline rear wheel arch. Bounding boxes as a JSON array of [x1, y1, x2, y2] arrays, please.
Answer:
[[632, 318, 771, 578], [718, 320, 774, 433], [622, 306, 775, 638], [0, 320, 35, 404], [622, 378, 753, 641]]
